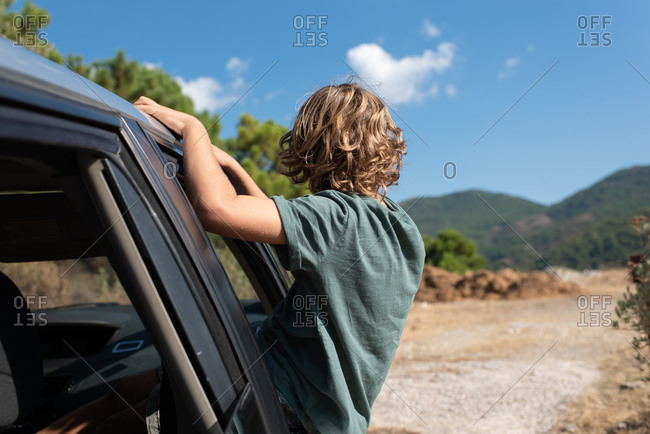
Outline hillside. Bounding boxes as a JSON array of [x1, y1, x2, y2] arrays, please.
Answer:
[[405, 165, 650, 270], [548, 165, 650, 221], [403, 190, 548, 244]]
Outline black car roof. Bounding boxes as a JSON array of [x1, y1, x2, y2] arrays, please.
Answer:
[[0, 36, 176, 145]]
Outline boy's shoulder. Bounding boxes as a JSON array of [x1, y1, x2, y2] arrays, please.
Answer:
[[295, 189, 399, 210], [277, 189, 415, 227], [274, 190, 358, 213]]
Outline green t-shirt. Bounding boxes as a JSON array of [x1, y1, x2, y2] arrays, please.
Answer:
[[258, 190, 424, 433]]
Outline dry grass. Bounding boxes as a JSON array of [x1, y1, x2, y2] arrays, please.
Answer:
[[551, 340, 650, 433], [0, 257, 130, 308]]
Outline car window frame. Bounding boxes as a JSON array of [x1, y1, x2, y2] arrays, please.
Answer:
[[80, 154, 227, 432], [117, 119, 289, 432]]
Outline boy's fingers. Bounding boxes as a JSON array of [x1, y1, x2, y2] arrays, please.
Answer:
[[135, 95, 157, 105], [135, 104, 157, 116], [134, 98, 164, 115], [133, 98, 189, 136]]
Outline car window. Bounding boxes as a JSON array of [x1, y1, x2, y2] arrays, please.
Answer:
[[0, 257, 129, 309], [207, 233, 256, 300], [0, 254, 161, 426]]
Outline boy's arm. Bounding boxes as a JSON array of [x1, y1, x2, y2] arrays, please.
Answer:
[[211, 146, 267, 198], [134, 97, 286, 244]]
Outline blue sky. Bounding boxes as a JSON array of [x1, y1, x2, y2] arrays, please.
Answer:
[[23, 0, 650, 204]]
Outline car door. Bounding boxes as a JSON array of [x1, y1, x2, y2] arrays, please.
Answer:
[[97, 117, 290, 433]]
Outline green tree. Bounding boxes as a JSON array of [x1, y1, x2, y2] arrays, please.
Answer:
[[0, 0, 63, 63], [89, 52, 194, 110], [83, 51, 223, 145], [422, 229, 486, 274], [1, 1, 222, 145], [223, 113, 308, 198]]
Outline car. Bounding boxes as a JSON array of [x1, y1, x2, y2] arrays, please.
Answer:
[[0, 36, 294, 433]]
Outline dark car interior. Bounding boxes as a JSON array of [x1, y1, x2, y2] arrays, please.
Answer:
[[0, 128, 289, 432], [0, 143, 160, 431]]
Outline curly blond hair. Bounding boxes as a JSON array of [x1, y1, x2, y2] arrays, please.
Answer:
[[278, 82, 406, 197]]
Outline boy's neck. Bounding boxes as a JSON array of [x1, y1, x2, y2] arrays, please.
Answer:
[[371, 193, 388, 208]]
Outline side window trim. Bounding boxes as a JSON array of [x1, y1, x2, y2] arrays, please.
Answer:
[[78, 153, 222, 433], [124, 121, 290, 432], [226, 239, 290, 311]]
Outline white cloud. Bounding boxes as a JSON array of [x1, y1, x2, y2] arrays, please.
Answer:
[[265, 88, 285, 102], [346, 42, 455, 104], [421, 18, 441, 38], [231, 76, 245, 90], [175, 76, 237, 112], [176, 55, 253, 112], [505, 57, 520, 68], [527, 45, 536, 53], [226, 56, 250, 75], [142, 61, 162, 70], [498, 57, 520, 80], [445, 84, 457, 97]]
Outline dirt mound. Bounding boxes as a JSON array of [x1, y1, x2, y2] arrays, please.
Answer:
[[415, 265, 582, 302]]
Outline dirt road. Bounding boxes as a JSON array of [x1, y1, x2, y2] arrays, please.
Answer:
[[369, 269, 650, 434]]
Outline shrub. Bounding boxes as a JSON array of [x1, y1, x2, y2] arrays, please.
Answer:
[[422, 229, 486, 274], [614, 216, 650, 380]]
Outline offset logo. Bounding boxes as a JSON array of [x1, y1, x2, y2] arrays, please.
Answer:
[[577, 295, 612, 327], [444, 162, 457, 180], [13, 295, 47, 326], [12, 15, 49, 47], [292, 294, 328, 327], [293, 15, 328, 47], [577, 15, 612, 47]]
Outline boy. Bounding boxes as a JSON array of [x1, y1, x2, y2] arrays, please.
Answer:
[[42, 82, 424, 433], [139, 82, 424, 433]]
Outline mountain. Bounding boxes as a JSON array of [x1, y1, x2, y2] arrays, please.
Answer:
[[404, 165, 650, 270], [403, 191, 548, 245], [546, 165, 650, 221]]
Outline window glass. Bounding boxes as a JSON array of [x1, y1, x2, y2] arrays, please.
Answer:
[[0, 257, 129, 309], [207, 233, 256, 300]]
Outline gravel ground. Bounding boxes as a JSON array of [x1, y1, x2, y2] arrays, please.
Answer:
[[369, 269, 636, 434], [371, 358, 599, 433]]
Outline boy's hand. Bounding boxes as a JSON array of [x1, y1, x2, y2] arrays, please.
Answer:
[[136, 97, 286, 244], [134, 96, 203, 138]]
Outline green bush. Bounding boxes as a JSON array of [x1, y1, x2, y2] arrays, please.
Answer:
[[422, 229, 486, 274], [614, 216, 650, 380]]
